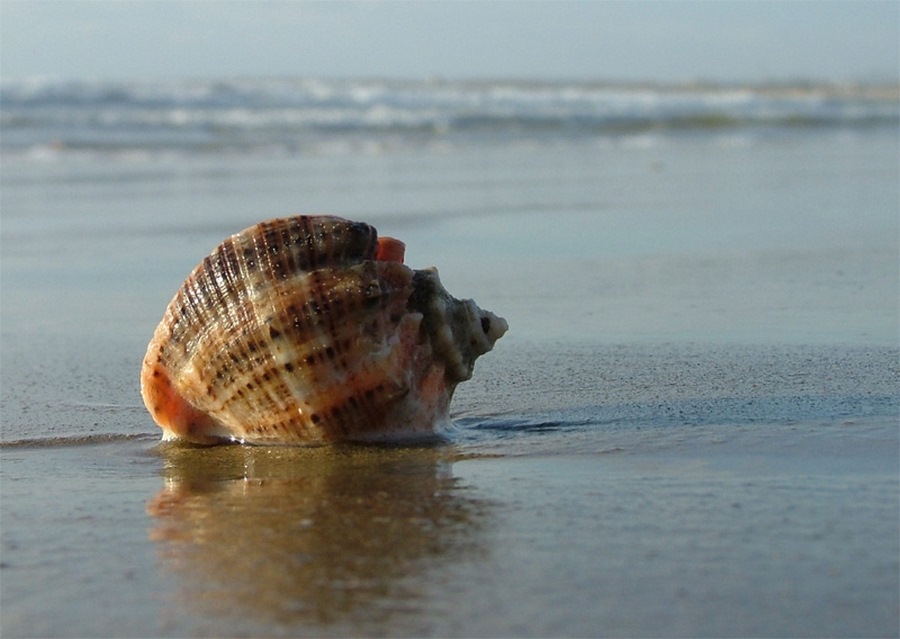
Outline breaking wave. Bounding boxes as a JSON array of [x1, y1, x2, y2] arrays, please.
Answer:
[[2, 77, 897, 158]]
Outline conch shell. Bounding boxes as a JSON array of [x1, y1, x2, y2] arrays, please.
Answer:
[[140, 215, 507, 445]]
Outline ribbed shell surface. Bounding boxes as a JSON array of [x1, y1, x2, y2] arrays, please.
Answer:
[[141, 216, 430, 444]]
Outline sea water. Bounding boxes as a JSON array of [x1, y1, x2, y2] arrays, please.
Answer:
[[1, 78, 898, 637]]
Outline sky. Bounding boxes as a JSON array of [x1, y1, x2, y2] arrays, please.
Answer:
[[1, 0, 898, 84]]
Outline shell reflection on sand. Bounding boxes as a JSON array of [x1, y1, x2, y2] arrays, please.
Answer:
[[147, 443, 490, 632]]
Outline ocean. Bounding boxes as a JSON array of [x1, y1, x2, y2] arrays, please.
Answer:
[[3, 77, 897, 158], [1, 78, 898, 637]]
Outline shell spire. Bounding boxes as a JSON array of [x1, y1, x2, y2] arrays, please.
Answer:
[[140, 215, 507, 445]]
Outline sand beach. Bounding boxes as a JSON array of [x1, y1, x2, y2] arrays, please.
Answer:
[[1, 78, 898, 637]]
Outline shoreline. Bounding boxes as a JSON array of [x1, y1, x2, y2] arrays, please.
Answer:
[[1, 341, 897, 445]]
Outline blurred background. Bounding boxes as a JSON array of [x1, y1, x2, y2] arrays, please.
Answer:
[[1, 1, 898, 362], [2, 1, 897, 82]]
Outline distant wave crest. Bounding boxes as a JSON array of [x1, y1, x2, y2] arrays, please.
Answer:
[[2, 78, 897, 158]]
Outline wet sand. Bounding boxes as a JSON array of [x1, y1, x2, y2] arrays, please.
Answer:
[[2, 342, 898, 638]]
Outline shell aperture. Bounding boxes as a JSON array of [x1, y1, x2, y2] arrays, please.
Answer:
[[140, 215, 507, 445]]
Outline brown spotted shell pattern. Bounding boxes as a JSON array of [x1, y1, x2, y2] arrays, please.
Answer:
[[141, 215, 507, 445]]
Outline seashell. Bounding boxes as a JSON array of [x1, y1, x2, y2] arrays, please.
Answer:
[[140, 215, 507, 445]]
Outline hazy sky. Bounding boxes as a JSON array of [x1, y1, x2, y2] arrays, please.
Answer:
[[1, 1, 898, 83]]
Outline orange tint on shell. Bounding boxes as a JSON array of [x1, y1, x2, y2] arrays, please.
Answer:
[[142, 362, 223, 444], [375, 236, 405, 263]]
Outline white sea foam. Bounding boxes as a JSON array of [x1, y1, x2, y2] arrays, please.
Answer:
[[1, 78, 895, 159]]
